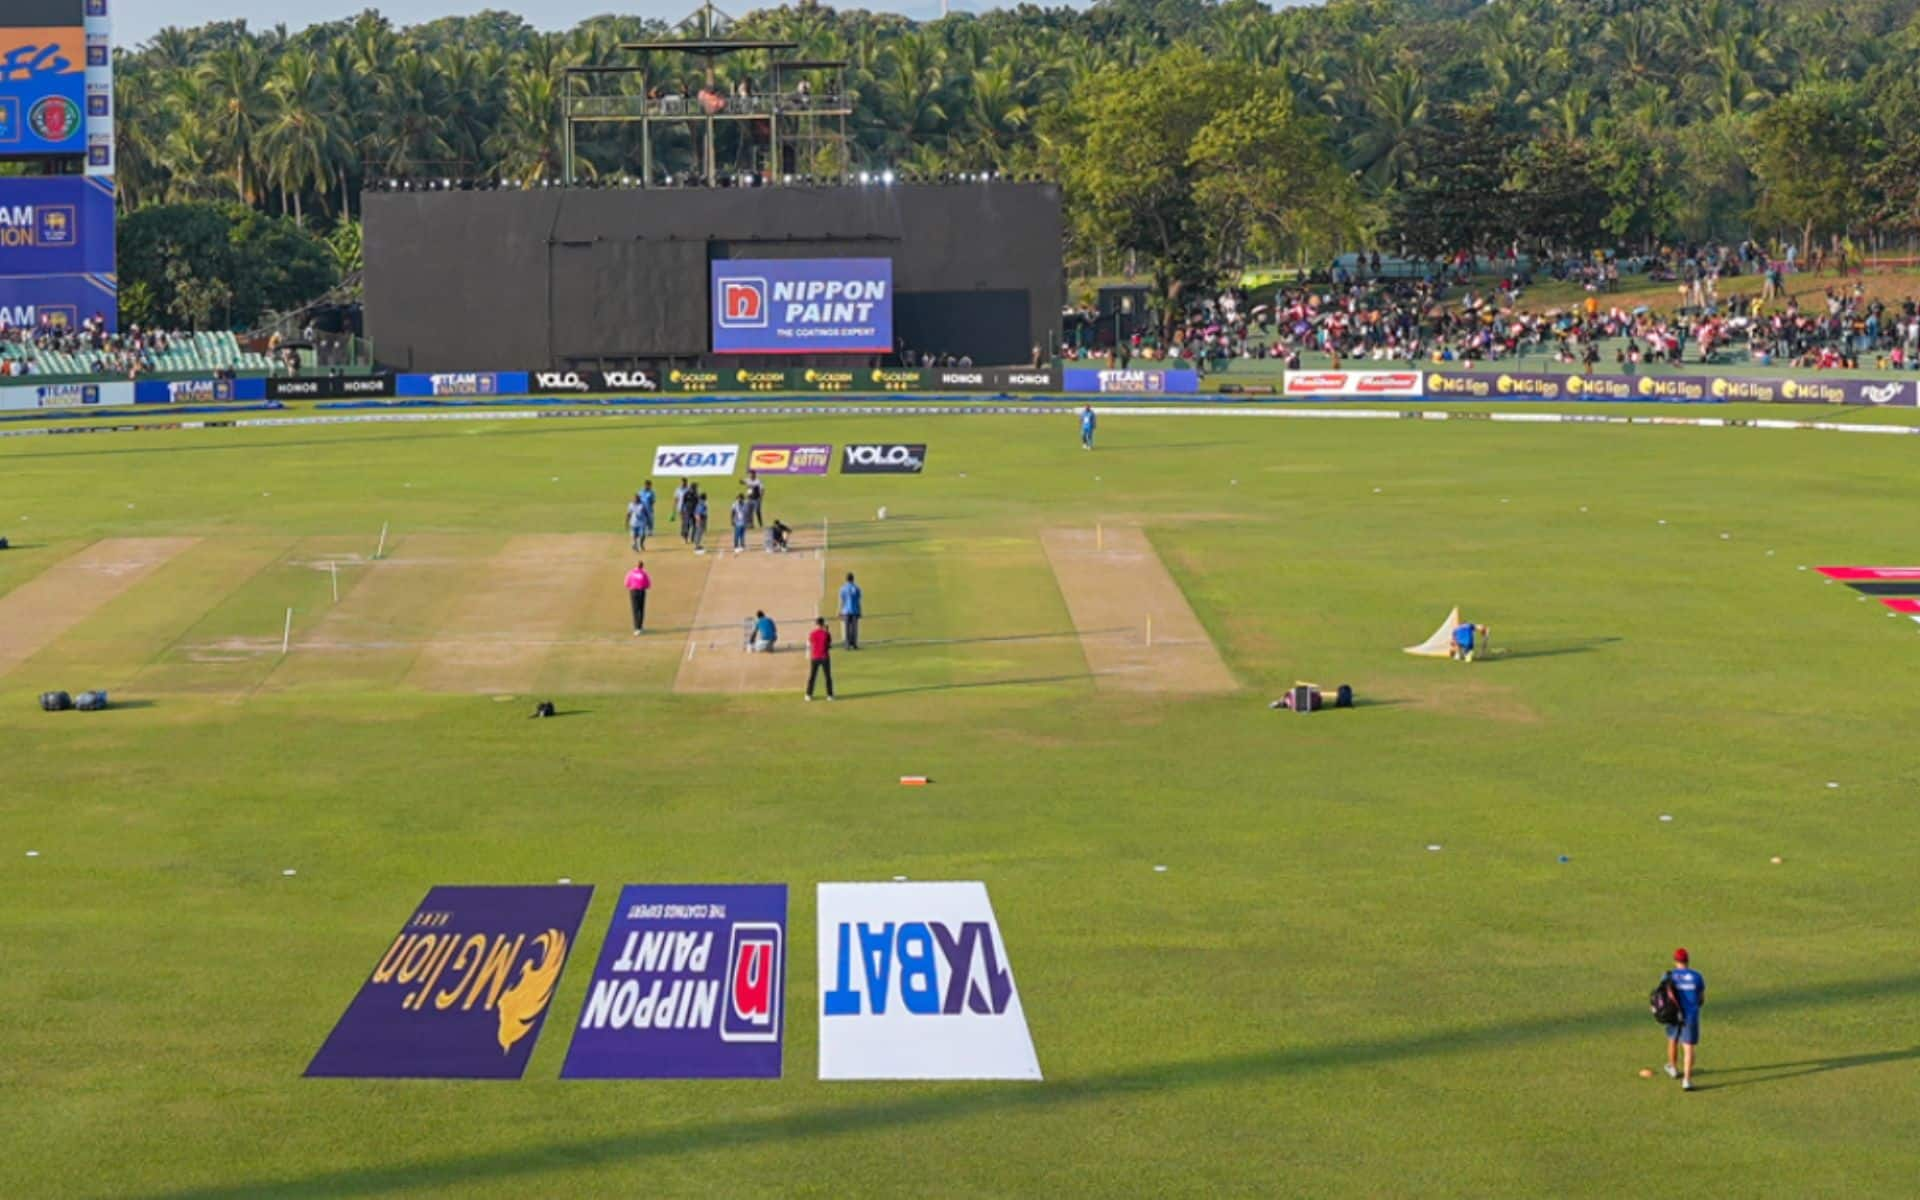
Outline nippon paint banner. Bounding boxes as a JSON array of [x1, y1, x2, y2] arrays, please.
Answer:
[[652, 443, 739, 476], [561, 884, 787, 1079], [304, 884, 592, 1079], [711, 258, 893, 355], [817, 881, 1041, 1081], [1281, 370, 1423, 398], [0, 176, 115, 275]]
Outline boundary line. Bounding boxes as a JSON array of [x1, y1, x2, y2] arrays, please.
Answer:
[[3, 402, 1920, 441]]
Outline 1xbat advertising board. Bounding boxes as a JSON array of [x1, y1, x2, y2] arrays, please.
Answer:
[[529, 369, 659, 394], [0, 177, 113, 275], [0, 21, 86, 157], [817, 881, 1041, 1080], [746, 444, 833, 475], [305, 884, 593, 1079], [653, 443, 740, 476], [712, 258, 893, 355], [561, 884, 788, 1079], [840, 443, 926, 474]]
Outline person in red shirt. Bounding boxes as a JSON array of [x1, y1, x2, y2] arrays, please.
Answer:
[[804, 617, 835, 701], [624, 560, 651, 635]]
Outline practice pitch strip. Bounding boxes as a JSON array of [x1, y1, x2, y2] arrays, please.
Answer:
[[0, 527, 1234, 699]]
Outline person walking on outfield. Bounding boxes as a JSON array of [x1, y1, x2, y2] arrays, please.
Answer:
[[681, 483, 701, 544], [731, 493, 749, 553], [1661, 948, 1707, 1090], [692, 491, 710, 553], [839, 571, 863, 650], [638, 481, 656, 548], [1080, 404, 1096, 450], [625, 559, 651, 636], [744, 471, 765, 528], [804, 617, 835, 700], [633, 489, 656, 549], [672, 480, 691, 542]]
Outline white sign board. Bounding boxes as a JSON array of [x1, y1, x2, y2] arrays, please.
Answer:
[[816, 881, 1041, 1080], [651, 444, 740, 476]]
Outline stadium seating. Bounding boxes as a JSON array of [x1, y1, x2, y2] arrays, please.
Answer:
[[0, 331, 278, 379]]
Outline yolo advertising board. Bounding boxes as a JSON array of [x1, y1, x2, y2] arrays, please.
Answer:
[[562, 884, 788, 1079], [712, 258, 893, 355], [305, 884, 592, 1079], [0, 11, 86, 157], [817, 881, 1042, 1080]]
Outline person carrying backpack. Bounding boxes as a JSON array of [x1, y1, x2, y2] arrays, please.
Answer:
[[1651, 948, 1706, 1090]]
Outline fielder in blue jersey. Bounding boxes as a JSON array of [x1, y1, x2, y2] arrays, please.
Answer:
[[1080, 405, 1096, 450], [1663, 947, 1707, 1090]]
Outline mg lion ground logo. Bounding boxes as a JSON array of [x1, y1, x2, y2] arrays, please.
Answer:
[[305, 885, 591, 1079], [562, 885, 788, 1078], [717, 278, 768, 328]]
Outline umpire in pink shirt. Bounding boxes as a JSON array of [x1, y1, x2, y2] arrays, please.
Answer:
[[625, 560, 651, 635]]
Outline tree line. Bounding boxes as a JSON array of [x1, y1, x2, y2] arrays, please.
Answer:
[[109, 0, 1920, 328]]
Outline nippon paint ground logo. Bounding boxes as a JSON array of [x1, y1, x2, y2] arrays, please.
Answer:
[[816, 882, 1041, 1080], [562, 884, 787, 1079], [716, 277, 768, 328]]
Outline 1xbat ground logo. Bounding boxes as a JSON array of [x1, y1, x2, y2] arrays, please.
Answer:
[[823, 920, 1013, 1016]]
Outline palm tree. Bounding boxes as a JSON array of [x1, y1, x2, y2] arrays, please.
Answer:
[[197, 42, 270, 203], [487, 68, 564, 184], [262, 49, 351, 223], [1346, 68, 1429, 191]]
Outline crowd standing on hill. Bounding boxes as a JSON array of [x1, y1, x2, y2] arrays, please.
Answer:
[[1063, 243, 1920, 374]]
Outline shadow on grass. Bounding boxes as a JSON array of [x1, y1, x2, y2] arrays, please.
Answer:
[[1493, 636, 1622, 661], [1692, 1045, 1920, 1091], [149, 970, 1920, 1200], [844, 672, 1094, 701]]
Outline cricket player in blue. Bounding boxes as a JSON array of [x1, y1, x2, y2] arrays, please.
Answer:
[[838, 572, 863, 650], [1664, 947, 1706, 1090], [1080, 405, 1096, 450], [1450, 619, 1486, 662]]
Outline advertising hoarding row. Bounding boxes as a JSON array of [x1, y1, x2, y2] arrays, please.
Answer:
[[1283, 369, 1920, 407], [306, 882, 1036, 1082], [649, 443, 927, 476]]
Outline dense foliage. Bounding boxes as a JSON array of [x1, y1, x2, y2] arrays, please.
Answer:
[[112, 0, 1920, 321]]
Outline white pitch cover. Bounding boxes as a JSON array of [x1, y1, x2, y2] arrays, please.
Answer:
[[817, 881, 1041, 1080]]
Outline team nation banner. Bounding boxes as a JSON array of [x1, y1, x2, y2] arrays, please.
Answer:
[[562, 884, 788, 1079], [305, 885, 592, 1079]]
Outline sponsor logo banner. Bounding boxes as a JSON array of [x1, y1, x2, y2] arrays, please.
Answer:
[[747, 443, 832, 475], [665, 368, 723, 394], [1424, 371, 1567, 400], [529, 369, 659, 394], [0, 28, 86, 153], [796, 367, 859, 393], [167, 378, 234, 404], [429, 372, 498, 397], [712, 258, 893, 355], [562, 884, 787, 1079], [33, 381, 97, 407], [653, 443, 740, 475], [732, 368, 786, 393], [817, 881, 1041, 1080], [1429, 372, 1918, 407], [932, 368, 992, 391], [1063, 367, 1201, 395], [305, 884, 593, 1079], [840, 443, 925, 475], [0, 177, 115, 276], [868, 368, 925, 392], [264, 375, 396, 400], [1283, 370, 1424, 398], [996, 367, 1059, 392]]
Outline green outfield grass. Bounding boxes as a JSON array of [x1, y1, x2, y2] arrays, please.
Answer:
[[4, 408, 1919, 1198]]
